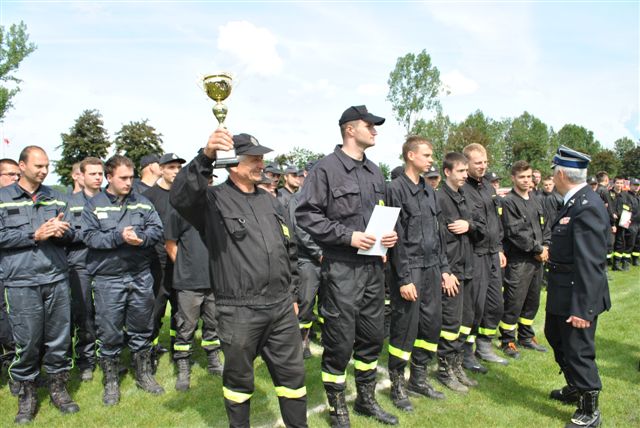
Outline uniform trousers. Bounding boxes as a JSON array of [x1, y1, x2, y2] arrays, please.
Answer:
[[173, 288, 219, 359], [297, 260, 321, 330], [478, 252, 503, 341], [388, 265, 442, 370], [0, 281, 15, 364], [439, 278, 468, 357], [217, 299, 307, 428], [499, 259, 543, 343], [5, 279, 72, 381], [461, 253, 489, 342], [69, 266, 96, 369]]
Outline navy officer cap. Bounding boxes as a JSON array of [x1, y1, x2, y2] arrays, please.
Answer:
[[339, 105, 385, 126], [552, 145, 591, 169]]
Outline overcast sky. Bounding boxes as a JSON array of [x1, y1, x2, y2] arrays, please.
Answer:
[[1, 0, 638, 184]]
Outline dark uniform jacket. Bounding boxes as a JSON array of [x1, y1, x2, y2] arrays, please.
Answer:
[[501, 189, 551, 261], [295, 145, 387, 263], [628, 191, 640, 224], [596, 185, 615, 226], [546, 185, 611, 321], [277, 187, 295, 209], [170, 152, 299, 307], [289, 192, 322, 263], [436, 183, 485, 281], [462, 176, 503, 255], [0, 183, 71, 286], [387, 172, 450, 287], [540, 190, 563, 227], [611, 190, 632, 227], [66, 190, 93, 268], [81, 191, 163, 276]]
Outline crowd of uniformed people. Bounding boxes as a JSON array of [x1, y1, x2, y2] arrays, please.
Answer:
[[0, 104, 636, 427]]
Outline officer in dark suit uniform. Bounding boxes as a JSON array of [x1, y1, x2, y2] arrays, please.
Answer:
[[545, 146, 611, 428]]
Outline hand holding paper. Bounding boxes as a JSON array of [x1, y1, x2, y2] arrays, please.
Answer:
[[357, 205, 401, 257]]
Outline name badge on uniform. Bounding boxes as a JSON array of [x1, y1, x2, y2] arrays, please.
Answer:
[[97, 212, 109, 220], [559, 217, 571, 225]]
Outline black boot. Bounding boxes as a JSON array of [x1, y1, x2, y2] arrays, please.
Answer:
[[612, 257, 622, 271], [632, 255, 639, 267], [301, 328, 312, 359], [462, 342, 488, 374], [100, 357, 120, 406], [389, 368, 413, 412], [326, 390, 350, 428], [48, 372, 80, 414], [207, 349, 223, 376], [452, 352, 478, 387], [354, 381, 398, 425], [622, 257, 630, 271], [436, 355, 468, 393], [407, 362, 445, 399], [476, 337, 509, 365], [133, 349, 165, 395], [14, 380, 37, 424], [175, 358, 191, 391], [565, 390, 601, 428], [550, 384, 579, 405]]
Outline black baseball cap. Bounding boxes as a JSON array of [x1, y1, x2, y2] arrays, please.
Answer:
[[264, 163, 284, 175], [159, 153, 186, 165], [587, 176, 597, 185], [338, 105, 385, 126], [425, 165, 440, 179], [233, 133, 272, 156], [283, 165, 298, 175], [140, 154, 160, 170]]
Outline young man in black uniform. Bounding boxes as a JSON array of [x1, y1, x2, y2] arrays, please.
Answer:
[[460, 143, 508, 371], [165, 200, 221, 391], [0, 146, 79, 423], [386, 137, 456, 411], [144, 154, 185, 361], [627, 178, 640, 266], [545, 146, 610, 428], [277, 165, 300, 208], [170, 131, 307, 428], [288, 161, 322, 360], [498, 161, 550, 358], [132, 154, 161, 194], [82, 155, 165, 405], [436, 152, 485, 393], [594, 172, 615, 265], [296, 105, 398, 427], [540, 175, 563, 226], [66, 157, 104, 382], [611, 176, 632, 271]]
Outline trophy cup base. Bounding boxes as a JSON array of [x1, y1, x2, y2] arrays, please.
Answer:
[[214, 157, 240, 168]]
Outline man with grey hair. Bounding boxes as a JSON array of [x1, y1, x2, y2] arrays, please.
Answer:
[[545, 146, 610, 428]]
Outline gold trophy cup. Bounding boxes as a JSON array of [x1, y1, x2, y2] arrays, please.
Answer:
[[203, 73, 238, 167]]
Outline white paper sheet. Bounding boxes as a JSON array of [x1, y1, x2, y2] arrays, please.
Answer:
[[618, 209, 631, 229], [357, 205, 401, 257]]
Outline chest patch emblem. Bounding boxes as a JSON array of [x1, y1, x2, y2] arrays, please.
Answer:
[[97, 212, 109, 220]]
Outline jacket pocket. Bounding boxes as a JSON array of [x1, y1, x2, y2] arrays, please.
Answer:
[[222, 216, 247, 240], [331, 182, 361, 214]]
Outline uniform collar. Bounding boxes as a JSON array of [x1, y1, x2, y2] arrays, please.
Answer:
[[334, 145, 375, 174], [399, 171, 425, 196], [563, 182, 588, 206], [466, 175, 483, 188], [443, 181, 464, 202], [9, 182, 54, 201]]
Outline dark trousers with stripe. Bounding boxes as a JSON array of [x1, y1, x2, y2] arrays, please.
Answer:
[[461, 253, 489, 342], [499, 259, 543, 344], [319, 258, 384, 392], [613, 227, 627, 259], [150, 258, 177, 346], [297, 260, 321, 329], [217, 299, 306, 428], [545, 313, 601, 391], [478, 252, 503, 341], [439, 278, 468, 357], [173, 288, 219, 360], [0, 281, 15, 365], [388, 265, 442, 370], [5, 279, 72, 381], [624, 223, 639, 259], [69, 266, 96, 370], [93, 270, 154, 358]]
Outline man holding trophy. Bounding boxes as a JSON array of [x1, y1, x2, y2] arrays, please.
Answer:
[[170, 74, 307, 428]]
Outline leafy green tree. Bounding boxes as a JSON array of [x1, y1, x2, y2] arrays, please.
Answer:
[[446, 111, 510, 179], [619, 146, 640, 178], [114, 120, 164, 176], [589, 150, 619, 177], [379, 162, 391, 181], [505, 112, 551, 173], [272, 146, 324, 170], [0, 21, 37, 121], [552, 124, 601, 157], [410, 111, 453, 165], [387, 49, 447, 133], [55, 109, 111, 187], [613, 137, 637, 161]]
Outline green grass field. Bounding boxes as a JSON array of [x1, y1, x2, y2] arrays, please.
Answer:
[[1, 269, 638, 427]]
